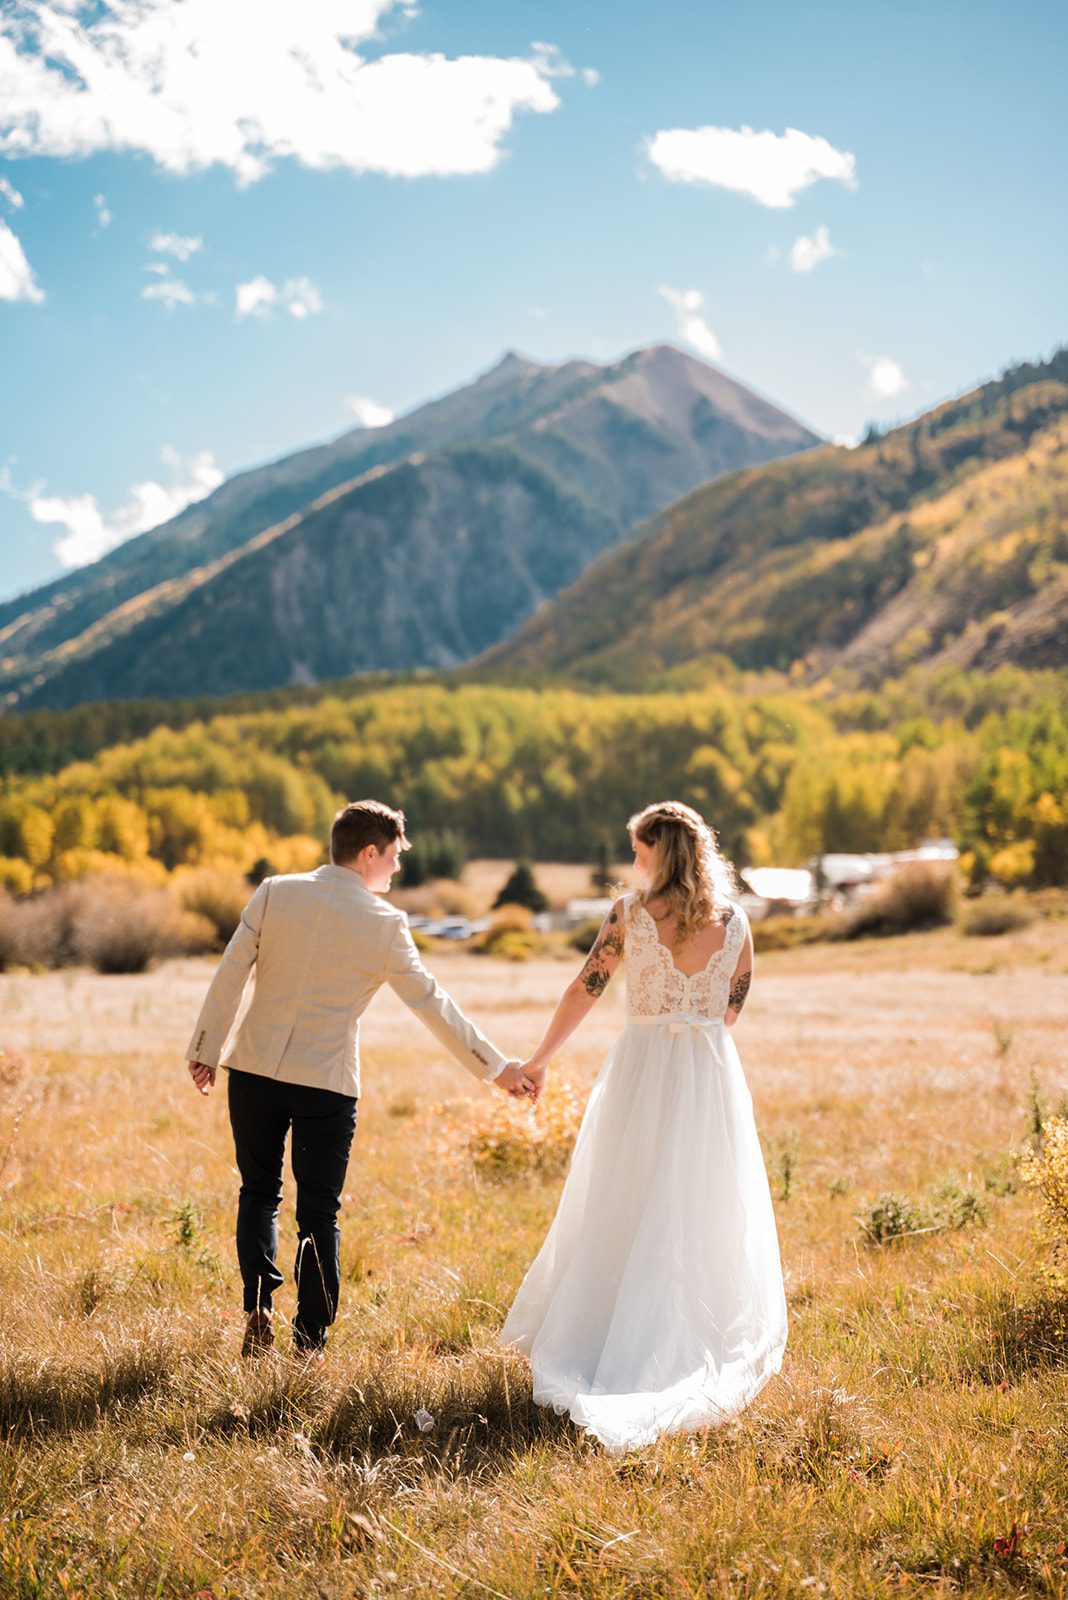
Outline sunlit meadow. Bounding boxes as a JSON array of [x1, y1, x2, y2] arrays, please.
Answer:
[[1, 916, 1067, 1598]]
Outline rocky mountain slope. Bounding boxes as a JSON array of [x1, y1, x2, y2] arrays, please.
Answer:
[[478, 352, 1068, 684], [0, 345, 819, 708]]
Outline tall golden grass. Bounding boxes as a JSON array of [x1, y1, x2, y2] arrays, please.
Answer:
[[0, 921, 1066, 1597]]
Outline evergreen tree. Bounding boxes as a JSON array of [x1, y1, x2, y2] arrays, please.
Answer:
[[494, 861, 549, 913]]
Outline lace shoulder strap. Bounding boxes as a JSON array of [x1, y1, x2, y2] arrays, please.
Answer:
[[725, 899, 748, 963]]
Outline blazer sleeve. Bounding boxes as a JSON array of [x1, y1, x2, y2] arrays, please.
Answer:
[[383, 920, 508, 1083], [184, 879, 271, 1067]]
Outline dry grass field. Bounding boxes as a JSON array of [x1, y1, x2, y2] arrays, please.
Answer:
[[1, 917, 1067, 1598]]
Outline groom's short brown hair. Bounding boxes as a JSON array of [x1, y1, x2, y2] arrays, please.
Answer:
[[330, 800, 409, 865]]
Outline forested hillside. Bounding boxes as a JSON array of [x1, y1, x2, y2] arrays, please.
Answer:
[[482, 352, 1068, 683], [0, 670, 1065, 894]]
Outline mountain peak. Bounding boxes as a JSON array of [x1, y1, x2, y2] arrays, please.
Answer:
[[482, 349, 540, 383]]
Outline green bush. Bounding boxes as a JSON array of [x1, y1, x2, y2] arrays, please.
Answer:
[[493, 861, 548, 913], [856, 1178, 986, 1246]]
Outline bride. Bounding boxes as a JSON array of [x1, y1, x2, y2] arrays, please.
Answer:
[[501, 800, 787, 1454]]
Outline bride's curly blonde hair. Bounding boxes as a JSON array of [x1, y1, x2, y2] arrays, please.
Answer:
[[628, 800, 740, 941]]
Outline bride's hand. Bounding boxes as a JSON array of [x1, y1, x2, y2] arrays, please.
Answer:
[[521, 1059, 548, 1104]]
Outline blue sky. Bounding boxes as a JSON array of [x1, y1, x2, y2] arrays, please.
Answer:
[[0, 0, 1064, 601]]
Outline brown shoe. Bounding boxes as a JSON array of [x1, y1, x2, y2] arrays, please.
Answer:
[[241, 1307, 274, 1358]]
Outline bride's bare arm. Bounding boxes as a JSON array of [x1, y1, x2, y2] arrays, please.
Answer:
[[725, 920, 754, 1027], [523, 900, 626, 1087]]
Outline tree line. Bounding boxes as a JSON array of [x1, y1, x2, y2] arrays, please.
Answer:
[[0, 671, 1065, 893]]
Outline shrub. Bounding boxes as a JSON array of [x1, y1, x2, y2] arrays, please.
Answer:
[[71, 879, 214, 973], [463, 1080, 585, 1179], [0, 878, 213, 973], [476, 904, 536, 960], [1019, 1116, 1068, 1294], [857, 1179, 986, 1246], [175, 867, 250, 945], [752, 912, 844, 953], [482, 903, 534, 936], [10, 885, 84, 969], [960, 896, 1036, 937], [493, 861, 548, 914], [568, 916, 604, 953], [843, 863, 957, 940], [856, 1192, 928, 1246], [480, 929, 535, 962]]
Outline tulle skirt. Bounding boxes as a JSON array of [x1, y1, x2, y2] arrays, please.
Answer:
[[500, 1015, 788, 1454]]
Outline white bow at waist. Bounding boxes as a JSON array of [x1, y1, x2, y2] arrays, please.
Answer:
[[626, 1012, 727, 1034]]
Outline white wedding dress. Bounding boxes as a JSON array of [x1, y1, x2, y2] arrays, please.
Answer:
[[501, 893, 787, 1454]]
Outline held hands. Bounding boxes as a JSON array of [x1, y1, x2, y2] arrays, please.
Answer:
[[494, 1060, 538, 1100], [520, 1058, 548, 1104], [187, 1060, 216, 1096]]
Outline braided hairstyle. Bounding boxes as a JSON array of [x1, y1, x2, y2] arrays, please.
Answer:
[[627, 800, 740, 942]]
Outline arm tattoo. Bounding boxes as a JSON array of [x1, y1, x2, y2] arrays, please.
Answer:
[[728, 970, 751, 1014], [578, 912, 623, 999]]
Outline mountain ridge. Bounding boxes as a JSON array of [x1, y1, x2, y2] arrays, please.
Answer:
[[475, 351, 1068, 685], [1, 343, 820, 708]]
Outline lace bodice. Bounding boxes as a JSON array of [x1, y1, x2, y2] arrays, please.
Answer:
[[624, 892, 748, 1021]]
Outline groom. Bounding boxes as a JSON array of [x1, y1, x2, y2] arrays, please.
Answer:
[[185, 799, 532, 1356]]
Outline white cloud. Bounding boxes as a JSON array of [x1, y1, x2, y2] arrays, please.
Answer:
[[0, 218, 44, 302], [236, 274, 323, 320], [149, 230, 202, 261], [658, 284, 721, 361], [28, 447, 224, 568], [646, 124, 857, 209], [790, 224, 835, 273], [93, 192, 112, 228], [0, 175, 24, 208], [345, 395, 394, 428], [142, 275, 197, 309], [235, 276, 277, 318], [0, 3, 563, 186], [581, 67, 600, 87], [865, 355, 909, 399], [284, 276, 323, 319]]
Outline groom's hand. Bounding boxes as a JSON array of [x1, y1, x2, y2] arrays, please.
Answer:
[[187, 1060, 216, 1095], [494, 1061, 536, 1099]]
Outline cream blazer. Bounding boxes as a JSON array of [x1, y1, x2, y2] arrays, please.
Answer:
[[184, 864, 507, 1097]]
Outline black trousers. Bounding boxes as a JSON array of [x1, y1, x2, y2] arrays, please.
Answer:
[[227, 1067, 357, 1349]]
